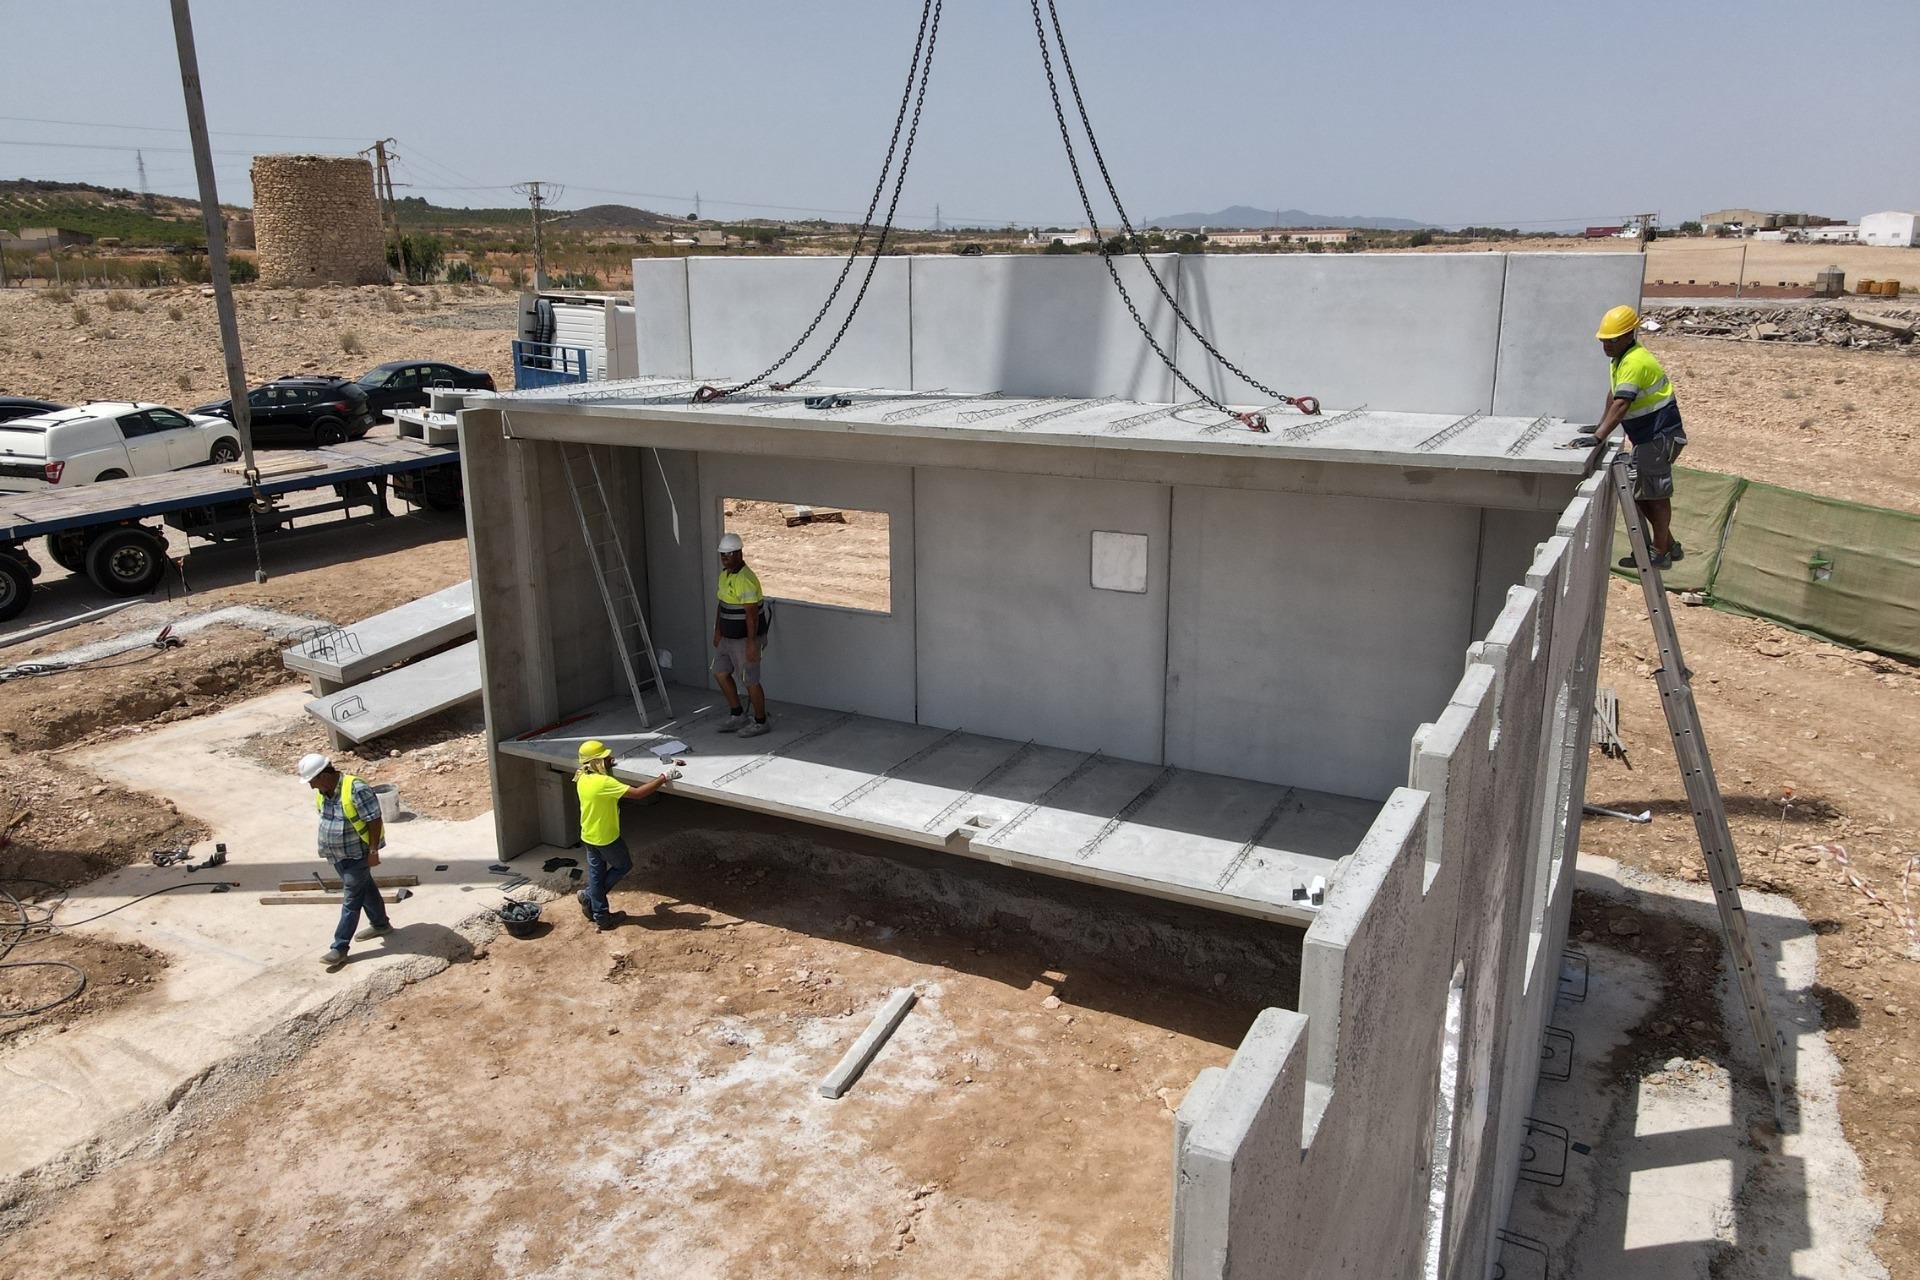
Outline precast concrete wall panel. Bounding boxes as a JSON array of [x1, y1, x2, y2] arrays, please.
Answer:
[[631, 259, 693, 378], [1471, 507, 1562, 638], [1164, 485, 1480, 800], [686, 256, 911, 388], [913, 468, 1169, 760], [697, 453, 917, 723], [1492, 252, 1647, 421], [907, 255, 1182, 401], [640, 447, 710, 687], [1172, 253, 1507, 415]]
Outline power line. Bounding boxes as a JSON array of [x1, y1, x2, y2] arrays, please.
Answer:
[[0, 136, 256, 158], [0, 113, 367, 142]]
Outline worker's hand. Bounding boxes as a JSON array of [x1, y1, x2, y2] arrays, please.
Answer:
[[711, 629, 721, 648], [1571, 434, 1601, 448], [663, 767, 683, 782]]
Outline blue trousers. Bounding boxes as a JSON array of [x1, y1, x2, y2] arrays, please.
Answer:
[[331, 855, 391, 952], [583, 835, 631, 921]]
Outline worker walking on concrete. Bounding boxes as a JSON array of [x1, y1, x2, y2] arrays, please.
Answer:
[[574, 740, 678, 931], [712, 531, 774, 737], [298, 753, 391, 968], [1576, 305, 1688, 568]]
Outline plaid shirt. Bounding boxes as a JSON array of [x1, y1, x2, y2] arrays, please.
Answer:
[[316, 777, 380, 865]]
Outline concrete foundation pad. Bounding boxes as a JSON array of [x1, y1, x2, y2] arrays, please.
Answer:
[[280, 580, 474, 687], [304, 638, 481, 744], [0, 688, 508, 1207], [497, 687, 1379, 926]]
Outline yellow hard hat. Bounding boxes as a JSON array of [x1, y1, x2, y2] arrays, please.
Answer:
[[577, 739, 613, 762], [1595, 305, 1640, 340]]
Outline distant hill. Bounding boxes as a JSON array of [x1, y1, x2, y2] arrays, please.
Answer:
[[552, 203, 677, 231], [1147, 204, 1432, 231], [0, 179, 221, 247]]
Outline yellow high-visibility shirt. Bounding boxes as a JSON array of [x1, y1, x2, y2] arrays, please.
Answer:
[[1608, 343, 1682, 443], [577, 771, 629, 846], [717, 564, 764, 639]]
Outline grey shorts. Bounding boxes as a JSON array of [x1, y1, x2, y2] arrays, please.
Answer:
[[713, 634, 767, 686], [1629, 430, 1686, 501]]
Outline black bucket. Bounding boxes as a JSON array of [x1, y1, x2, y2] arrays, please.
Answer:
[[498, 899, 543, 938]]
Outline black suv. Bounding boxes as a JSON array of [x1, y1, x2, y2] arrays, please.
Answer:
[[194, 376, 375, 447], [355, 360, 495, 414]]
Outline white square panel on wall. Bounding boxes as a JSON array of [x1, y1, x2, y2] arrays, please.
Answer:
[[1091, 530, 1150, 593]]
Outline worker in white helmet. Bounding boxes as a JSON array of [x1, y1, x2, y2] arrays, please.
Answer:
[[712, 531, 774, 737], [297, 752, 391, 968]]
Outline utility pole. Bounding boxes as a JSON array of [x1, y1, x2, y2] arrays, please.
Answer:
[[694, 190, 702, 221], [367, 138, 407, 283], [137, 149, 155, 216], [934, 203, 942, 232], [514, 180, 559, 290], [168, 0, 259, 510]]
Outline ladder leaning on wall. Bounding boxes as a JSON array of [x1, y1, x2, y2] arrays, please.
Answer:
[[1607, 450, 1788, 1127], [559, 441, 673, 730]]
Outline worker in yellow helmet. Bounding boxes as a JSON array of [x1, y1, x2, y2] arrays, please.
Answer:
[[573, 739, 679, 931], [1575, 305, 1687, 568]]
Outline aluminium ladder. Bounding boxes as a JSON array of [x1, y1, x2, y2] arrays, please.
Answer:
[[1607, 451, 1788, 1126], [560, 442, 672, 729]]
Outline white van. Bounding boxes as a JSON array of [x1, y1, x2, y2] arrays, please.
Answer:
[[0, 402, 241, 493]]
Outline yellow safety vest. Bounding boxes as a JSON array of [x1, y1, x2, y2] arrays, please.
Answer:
[[1608, 344, 1676, 420], [315, 773, 374, 850]]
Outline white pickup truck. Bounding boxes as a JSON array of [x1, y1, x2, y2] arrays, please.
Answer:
[[0, 402, 241, 493]]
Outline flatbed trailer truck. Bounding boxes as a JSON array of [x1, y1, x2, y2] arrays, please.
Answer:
[[0, 436, 463, 622]]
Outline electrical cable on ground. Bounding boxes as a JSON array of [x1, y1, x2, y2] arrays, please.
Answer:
[[692, 0, 943, 405], [0, 879, 236, 1020]]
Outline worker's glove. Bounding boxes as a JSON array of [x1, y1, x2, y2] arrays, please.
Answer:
[[664, 768, 683, 782], [1570, 434, 1601, 448]]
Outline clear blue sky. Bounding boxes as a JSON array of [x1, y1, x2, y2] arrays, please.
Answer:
[[5, 0, 1916, 230]]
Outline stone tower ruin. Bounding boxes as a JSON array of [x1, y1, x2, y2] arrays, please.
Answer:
[[250, 154, 389, 287]]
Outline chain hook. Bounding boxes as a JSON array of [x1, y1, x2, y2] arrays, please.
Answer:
[[1234, 412, 1270, 433], [1288, 396, 1322, 416], [691, 386, 728, 405]]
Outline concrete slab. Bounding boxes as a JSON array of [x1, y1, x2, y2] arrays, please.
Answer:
[[1493, 252, 1647, 422], [497, 687, 1381, 926], [304, 639, 481, 744], [631, 257, 692, 379], [280, 580, 474, 689], [0, 688, 504, 1200]]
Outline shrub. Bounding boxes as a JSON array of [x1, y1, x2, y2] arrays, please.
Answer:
[[131, 259, 176, 287], [386, 234, 445, 283], [228, 257, 258, 284], [552, 271, 601, 289], [104, 291, 134, 312], [446, 261, 476, 284], [1408, 229, 1435, 248], [176, 372, 194, 393], [71, 304, 90, 325], [381, 290, 404, 313], [340, 329, 365, 355], [167, 304, 184, 321], [42, 286, 72, 304]]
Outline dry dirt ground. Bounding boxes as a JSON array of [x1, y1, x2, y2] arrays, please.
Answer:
[[1409, 237, 1920, 292], [723, 498, 892, 613], [0, 828, 1257, 1280], [0, 282, 516, 406]]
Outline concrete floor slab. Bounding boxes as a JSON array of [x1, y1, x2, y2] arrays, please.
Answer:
[[280, 579, 473, 687], [304, 638, 481, 744], [0, 687, 506, 1200], [499, 688, 1380, 925]]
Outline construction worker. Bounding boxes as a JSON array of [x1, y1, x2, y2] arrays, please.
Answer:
[[574, 740, 678, 930], [298, 753, 390, 968], [713, 531, 774, 737], [1576, 305, 1688, 568]]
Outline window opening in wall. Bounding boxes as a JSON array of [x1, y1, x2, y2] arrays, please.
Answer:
[[1422, 963, 1468, 1280], [721, 498, 892, 614]]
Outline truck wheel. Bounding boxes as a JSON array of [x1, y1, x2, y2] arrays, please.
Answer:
[[421, 465, 464, 512], [209, 437, 241, 464], [95, 469, 127, 482], [85, 527, 169, 597], [44, 532, 86, 573], [0, 556, 30, 622]]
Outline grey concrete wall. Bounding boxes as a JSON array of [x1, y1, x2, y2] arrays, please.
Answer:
[[1470, 507, 1563, 640], [913, 468, 1170, 760], [1492, 252, 1647, 422], [1170, 471, 1613, 1280], [687, 255, 911, 388], [627, 251, 1638, 418], [640, 447, 710, 689], [1165, 485, 1481, 800], [695, 453, 918, 722], [1172, 253, 1506, 415]]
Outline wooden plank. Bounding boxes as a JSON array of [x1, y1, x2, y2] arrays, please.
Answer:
[[276, 875, 420, 892], [257, 891, 406, 905], [818, 987, 917, 1099]]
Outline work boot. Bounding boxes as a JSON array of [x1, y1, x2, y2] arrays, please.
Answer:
[[717, 711, 747, 734], [1668, 539, 1685, 562], [738, 716, 772, 739], [354, 924, 394, 942], [577, 890, 594, 921], [595, 913, 619, 932], [320, 948, 348, 967]]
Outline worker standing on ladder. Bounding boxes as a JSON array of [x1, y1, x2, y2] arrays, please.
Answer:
[[713, 531, 774, 737], [1576, 305, 1688, 568], [574, 740, 679, 931]]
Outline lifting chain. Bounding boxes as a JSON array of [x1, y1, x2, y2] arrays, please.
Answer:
[[1029, 0, 1318, 427], [693, 0, 943, 407]]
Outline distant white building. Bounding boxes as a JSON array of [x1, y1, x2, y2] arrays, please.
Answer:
[[1859, 211, 1920, 248], [1800, 225, 1858, 244]]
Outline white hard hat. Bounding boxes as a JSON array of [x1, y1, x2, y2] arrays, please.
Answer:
[[717, 532, 743, 554], [296, 752, 332, 783]]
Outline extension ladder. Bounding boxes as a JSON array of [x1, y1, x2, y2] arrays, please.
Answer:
[[1608, 451, 1788, 1126], [559, 442, 672, 729]]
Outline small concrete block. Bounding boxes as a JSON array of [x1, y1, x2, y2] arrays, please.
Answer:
[[819, 987, 917, 1099]]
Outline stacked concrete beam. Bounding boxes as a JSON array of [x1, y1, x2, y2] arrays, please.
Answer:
[[250, 154, 387, 287], [1169, 474, 1613, 1279]]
